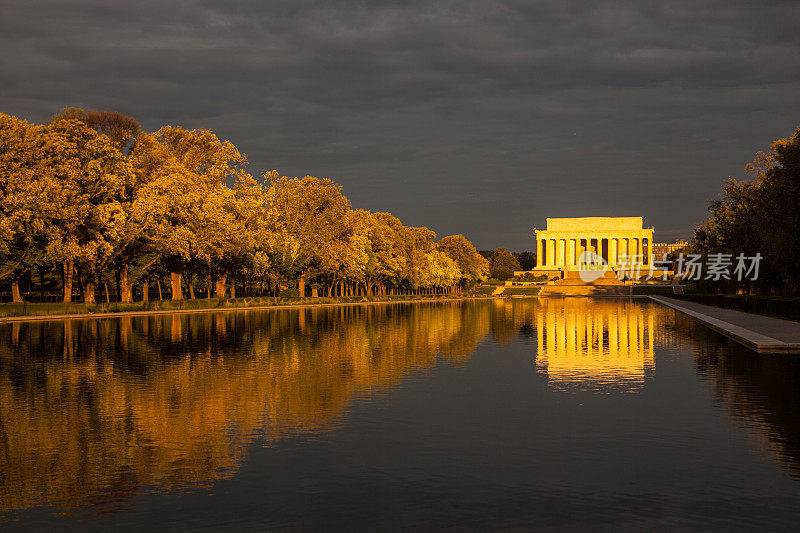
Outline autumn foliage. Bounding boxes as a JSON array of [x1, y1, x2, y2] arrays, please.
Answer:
[[693, 126, 800, 294], [0, 109, 488, 302]]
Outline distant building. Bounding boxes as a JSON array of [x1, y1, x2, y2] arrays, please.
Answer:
[[532, 217, 654, 275], [652, 239, 688, 258]]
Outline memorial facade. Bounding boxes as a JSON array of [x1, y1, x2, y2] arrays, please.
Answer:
[[534, 217, 654, 273]]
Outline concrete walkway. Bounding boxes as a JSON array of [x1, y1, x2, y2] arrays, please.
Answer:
[[650, 295, 800, 354]]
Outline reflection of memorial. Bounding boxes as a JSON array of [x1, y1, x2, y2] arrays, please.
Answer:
[[534, 299, 658, 392], [0, 302, 490, 515]]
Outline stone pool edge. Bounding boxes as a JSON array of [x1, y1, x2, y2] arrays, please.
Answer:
[[650, 295, 800, 354]]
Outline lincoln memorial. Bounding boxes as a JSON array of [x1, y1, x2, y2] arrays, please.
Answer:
[[534, 217, 654, 274]]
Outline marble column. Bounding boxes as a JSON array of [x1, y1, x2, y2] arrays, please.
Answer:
[[565, 239, 575, 266], [610, 238, 618, 266], [537, 239, 543, 267]]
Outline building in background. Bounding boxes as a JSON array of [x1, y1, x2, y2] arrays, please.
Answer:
[[532, 217, 654, 277], [652, 239, 688, 258]]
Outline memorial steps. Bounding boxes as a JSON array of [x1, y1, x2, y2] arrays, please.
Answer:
[[538, 271, 631, 296]]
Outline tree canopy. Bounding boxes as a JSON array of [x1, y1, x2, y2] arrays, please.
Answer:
[[693, 125, 800, 294], [489, 247, 521, 280], [0, 109, 487, 302]]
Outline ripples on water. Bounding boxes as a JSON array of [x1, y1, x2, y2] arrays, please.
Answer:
[[1, 298, 799, 529]]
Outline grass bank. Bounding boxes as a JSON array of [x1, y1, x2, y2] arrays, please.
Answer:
[[472, 285, 498, 296], [0, 293, 496, 321], [501, 287, 542, 296]]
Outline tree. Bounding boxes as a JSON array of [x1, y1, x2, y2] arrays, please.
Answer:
[[0, 115, 56, 301], [421, 250, 461, 292], [68, 109, 144, 302], [135, 126, 256, 300], [397, 224, 436, 293], [489, 247, 521, 280], [517, 251, 536, 271], [263, 174, 351, 296], [349, 210, 405, 296], [41, 116, 133, 303], [1, 108, 491, 303], [436, 234, 489, 289], [694, 126, 800, 294], [52, 108, 141, 153]]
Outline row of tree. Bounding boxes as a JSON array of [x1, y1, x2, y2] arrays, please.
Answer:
[[0, 109, 490, 303], [479, 247, 528, 280], [693, 125, 800, 294]]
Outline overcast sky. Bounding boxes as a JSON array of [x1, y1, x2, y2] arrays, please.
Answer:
[[2, 0, 799, 250]]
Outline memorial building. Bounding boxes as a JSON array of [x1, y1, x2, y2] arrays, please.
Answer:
[[533, 217, 654, 277]]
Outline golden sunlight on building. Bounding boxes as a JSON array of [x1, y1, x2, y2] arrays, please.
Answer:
[[533, 217, 654, 276], [534, 299, 658, 392]]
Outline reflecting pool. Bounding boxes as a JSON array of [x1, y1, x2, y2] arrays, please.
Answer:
[[1, 298, 800, 530]]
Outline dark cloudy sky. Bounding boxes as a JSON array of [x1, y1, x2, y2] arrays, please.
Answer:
[[2, 0, 799, 250]]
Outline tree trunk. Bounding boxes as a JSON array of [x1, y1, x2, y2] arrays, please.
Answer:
[[142, 280, 149, 302], [11, 281, 22, 303], [170, 271, 183, 300], [84, 279, 96, 304], [104, 282, 110, 302], [120, 265, 133, 303], [157, 279, 163, 300], [216, 272, 228, 298], [298, 273, 305, 297], [230, 278, 236, 298], [63, 260, 74, 303], [311, 287, 318, 297]]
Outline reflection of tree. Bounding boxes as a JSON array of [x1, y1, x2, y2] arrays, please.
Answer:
[[489, 299, 539, 343], [690, 330, 800, 481], [0, 302, 490, 514]]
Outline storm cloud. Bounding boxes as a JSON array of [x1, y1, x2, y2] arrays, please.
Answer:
[[2, 0, 799, 249]]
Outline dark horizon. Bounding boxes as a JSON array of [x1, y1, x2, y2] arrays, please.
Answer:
[[2, 0, 799, 249]]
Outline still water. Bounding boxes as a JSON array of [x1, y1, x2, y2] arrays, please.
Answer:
[[1, 298, 800, 530]]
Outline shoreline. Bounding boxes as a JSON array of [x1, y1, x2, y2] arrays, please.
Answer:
[[0, 293, 657, 323], [0, 295, 500, 323]]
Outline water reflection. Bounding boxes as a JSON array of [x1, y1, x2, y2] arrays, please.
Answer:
[[3, 298, 800, 523], [533, 299, 660, 392], [669, 313, 800, 482], [0, 302, 490, 515]]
